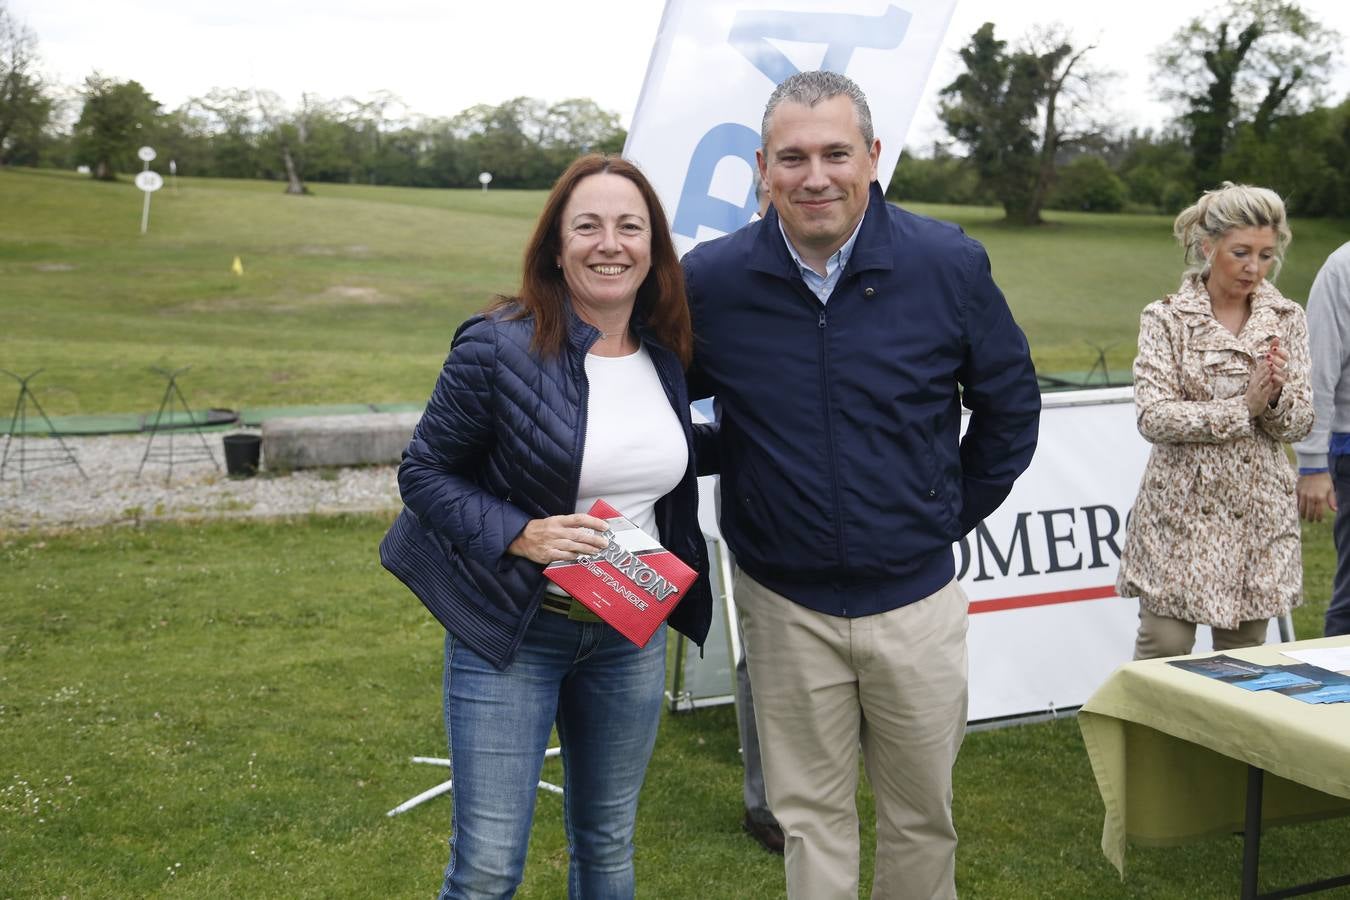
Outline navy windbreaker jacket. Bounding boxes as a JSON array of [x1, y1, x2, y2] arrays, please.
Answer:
[[380, 304, 712, 669], [683, 183, 1040, 617]]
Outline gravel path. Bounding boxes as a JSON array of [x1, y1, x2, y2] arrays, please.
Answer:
[[0, 431, 402, 531]]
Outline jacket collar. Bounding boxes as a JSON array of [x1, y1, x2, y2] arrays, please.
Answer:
[[563, 300, 601, 356], [747, 181, 895, 281], [1171, 274, 1285, 352]]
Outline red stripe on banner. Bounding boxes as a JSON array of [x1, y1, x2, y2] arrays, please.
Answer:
[[968, 585, 1120, 614]]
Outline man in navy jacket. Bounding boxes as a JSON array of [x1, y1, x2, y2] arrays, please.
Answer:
[[683, 71, 1040, 900]]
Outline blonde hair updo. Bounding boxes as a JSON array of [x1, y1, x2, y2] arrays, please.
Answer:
[[1173, 181, 1292, 279]]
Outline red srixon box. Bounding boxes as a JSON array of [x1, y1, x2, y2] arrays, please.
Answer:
[[543, 499, 696, 647]]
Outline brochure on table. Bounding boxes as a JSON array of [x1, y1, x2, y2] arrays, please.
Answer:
[[1169, 654, 1350, 704]]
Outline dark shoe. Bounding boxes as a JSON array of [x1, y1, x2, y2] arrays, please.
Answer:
[[742, 810, 785, 854]]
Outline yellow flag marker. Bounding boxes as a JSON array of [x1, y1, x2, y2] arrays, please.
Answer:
[[231, 256, 244, 276]]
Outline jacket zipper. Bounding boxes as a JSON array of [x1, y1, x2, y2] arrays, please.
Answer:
[[652, 346, 708, 652], [570, 331, 597, 512], [817, 303, 849, 611], [659, 355, 700, 574]]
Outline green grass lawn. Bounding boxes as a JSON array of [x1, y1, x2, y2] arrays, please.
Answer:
[[0, 169, 542, 415], [5, 170, 1350, 898], [1, 516, 1346, 899], [4, 167, 1346, 416]]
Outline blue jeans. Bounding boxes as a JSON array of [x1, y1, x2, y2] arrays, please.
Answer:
[[438, 611, 667, 900], [1330, 455, 1350, 636]]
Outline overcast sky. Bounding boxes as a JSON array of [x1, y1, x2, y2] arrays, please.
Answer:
[[11, 0, 1350, 150]]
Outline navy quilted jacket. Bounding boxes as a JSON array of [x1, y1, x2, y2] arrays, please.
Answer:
[[380, 304, 712, 669]]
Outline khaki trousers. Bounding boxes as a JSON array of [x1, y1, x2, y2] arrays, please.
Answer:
[[1133, 607, 1269, 660], [734, 572, 968, 900]]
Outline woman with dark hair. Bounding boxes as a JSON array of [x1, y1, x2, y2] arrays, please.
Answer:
[[381, 154, 711, 899]]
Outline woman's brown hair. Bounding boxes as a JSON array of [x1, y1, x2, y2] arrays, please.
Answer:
[[491, 153, 692, 366]]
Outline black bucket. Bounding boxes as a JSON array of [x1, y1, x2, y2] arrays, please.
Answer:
[[222, 433, 262, 477]]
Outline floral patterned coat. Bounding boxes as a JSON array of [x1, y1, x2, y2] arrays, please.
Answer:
[[1116, 275, 1313, 629]]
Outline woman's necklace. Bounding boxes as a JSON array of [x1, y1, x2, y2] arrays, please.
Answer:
[[591, 328, 632, 355]]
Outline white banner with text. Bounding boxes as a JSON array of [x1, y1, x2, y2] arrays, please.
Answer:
[[961, 389, 1147, 721], [624, 0, 957, 256], [960, 387, 1283, 721]]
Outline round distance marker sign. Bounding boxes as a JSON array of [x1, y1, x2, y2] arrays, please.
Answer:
[[135, 170, 164, 192], [137, 146, 157, 162]]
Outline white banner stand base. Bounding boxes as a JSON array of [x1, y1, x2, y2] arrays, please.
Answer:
[[387, 747, 563, 817]]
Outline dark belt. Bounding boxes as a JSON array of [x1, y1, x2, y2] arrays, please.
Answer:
[[540, 593, 573, 616], [539, 592, 603, 622]]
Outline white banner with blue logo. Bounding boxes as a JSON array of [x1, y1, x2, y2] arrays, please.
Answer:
[[624, 0, 957, 257]]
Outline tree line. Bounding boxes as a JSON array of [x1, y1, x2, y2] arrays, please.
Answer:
[[2, 0, 1346, 219], [0, 1, 624, 192], [3, 75, 625, 192], [901, 0, 1346, 220]]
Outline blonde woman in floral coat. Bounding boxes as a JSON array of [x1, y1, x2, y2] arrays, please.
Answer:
[[1117, 182, 1312, 660]]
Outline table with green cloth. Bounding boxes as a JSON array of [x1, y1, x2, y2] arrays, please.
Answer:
[[1078, 635, 1350, 876]]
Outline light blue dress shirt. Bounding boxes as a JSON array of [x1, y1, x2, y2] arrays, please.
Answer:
[[777, 212, 865, 304]]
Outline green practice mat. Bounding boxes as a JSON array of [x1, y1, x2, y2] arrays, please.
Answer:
[[6, 403, 426, 436], [6, 408, 238, 436]]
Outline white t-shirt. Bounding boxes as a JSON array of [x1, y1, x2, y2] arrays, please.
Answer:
[[574, 345, 688, 540]]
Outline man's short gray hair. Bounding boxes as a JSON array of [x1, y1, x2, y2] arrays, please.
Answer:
[[761, 70, 875, 148]]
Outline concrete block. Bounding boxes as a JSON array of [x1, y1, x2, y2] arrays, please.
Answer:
[[261, 412, 421, 470]]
